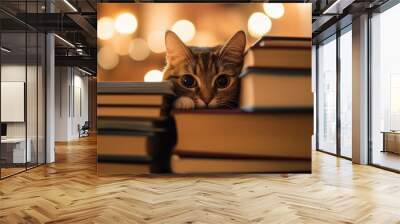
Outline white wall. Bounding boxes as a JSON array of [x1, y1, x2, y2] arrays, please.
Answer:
[[1, 65, 37, 138], [74, 74, 89, 134], [55, 67, 70, 141], [54, 67, 89, 141]]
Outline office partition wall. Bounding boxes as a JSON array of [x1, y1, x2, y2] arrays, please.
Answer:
[[1, 31, 28, 177], [0, 1, 47, 179], [370, 3, 400, 172]]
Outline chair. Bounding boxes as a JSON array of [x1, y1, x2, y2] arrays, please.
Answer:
[[79, 121, 90, 138]]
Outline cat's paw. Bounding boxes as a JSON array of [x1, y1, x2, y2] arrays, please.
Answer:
[[174, 96, 195, 109]]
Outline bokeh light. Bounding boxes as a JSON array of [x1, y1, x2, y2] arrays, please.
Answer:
[[129, 38, 150, 61], [112, 35, 131, 56], [171, 20, 196, 43], [98, 46, 119, 70], [97, 17, 114, 40], [263, 3, 285, 19], [114, 13, 138, 34], [144, 69, 163, 82], [248, 12, 272, 38], [148, 30, 166, 53], [192, 31, 219, 46]]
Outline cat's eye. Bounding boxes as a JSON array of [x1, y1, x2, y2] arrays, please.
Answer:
[[215, 75, 230, 89], [180, 74, 197, 89]]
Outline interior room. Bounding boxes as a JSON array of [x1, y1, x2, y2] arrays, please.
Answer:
[[0, 0, 399, 223], [370, 2, 400, 171], [0, 0, 97, 179], [0, 6, 46, 178]]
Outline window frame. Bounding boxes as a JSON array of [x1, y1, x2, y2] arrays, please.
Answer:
[[315, 23, 353, 160]]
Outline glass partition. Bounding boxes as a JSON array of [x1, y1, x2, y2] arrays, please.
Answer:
[[1, 30, 28, 177], [317, 36, 337, 154], [0, 1, 46, 179]]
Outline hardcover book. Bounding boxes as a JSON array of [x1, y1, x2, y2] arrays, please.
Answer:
[[171, 155, 311, 174], [173, 110, 313, 160], [240, 68, 312, 111], [243, 36, 312, 69]]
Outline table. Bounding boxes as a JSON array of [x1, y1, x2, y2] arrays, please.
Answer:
[[1, 138, 32, 164], [382, 131, 400, 154]]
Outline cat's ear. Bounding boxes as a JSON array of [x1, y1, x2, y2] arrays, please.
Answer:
[[219, 30, 246, 64], [165, 30, 193, 65]]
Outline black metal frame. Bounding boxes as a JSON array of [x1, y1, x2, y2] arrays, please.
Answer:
[[336, 26, 341, 158], [315, 33, 338, 156], [315, 44, 319, 151], [0, 0, 47, 180], [367, 10, 373, 167], [338, 24, 353, 161], [315, 20, 353, 161]]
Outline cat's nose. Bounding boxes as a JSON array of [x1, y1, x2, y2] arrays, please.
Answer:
[[200, 95, 212, 105]]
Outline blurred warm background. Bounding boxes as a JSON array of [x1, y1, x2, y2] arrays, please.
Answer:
[[97, 3, 311, 82]]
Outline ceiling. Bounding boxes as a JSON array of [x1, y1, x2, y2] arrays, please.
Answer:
[[310, 0, 390, 43], [0, 0, 97, 74]]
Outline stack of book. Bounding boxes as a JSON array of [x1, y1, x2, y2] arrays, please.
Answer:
[[97, 81, 175, 175], [170, 36, 313, 174], [241, 36, 312, 111]]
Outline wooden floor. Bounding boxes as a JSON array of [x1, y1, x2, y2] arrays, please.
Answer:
[[1, 167, 26, 178], [372, 150, 400, 171], [0, 136, 400, 223]]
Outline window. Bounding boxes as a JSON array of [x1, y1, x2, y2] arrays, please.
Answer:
[[370, 3, 400, 171], [339, 28, 352, 158], [317, 36, 337, 154], [390, 74, 400, 130]]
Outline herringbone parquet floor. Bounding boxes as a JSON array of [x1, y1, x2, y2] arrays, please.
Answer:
[[0, 136, 400, 224]]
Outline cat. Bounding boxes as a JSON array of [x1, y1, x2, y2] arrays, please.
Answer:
[[163, 30, 247, 109]]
